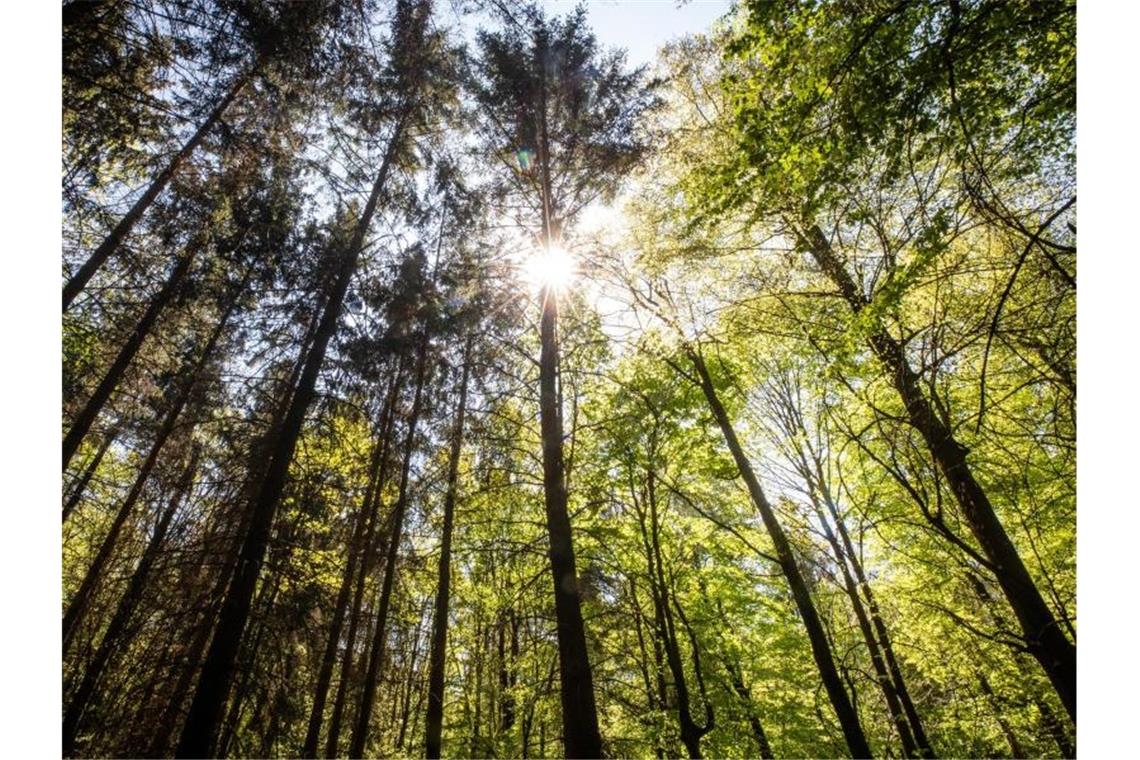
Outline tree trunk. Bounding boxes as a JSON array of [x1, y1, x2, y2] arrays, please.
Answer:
[[395, 606, 425, 751], [145, 303, 319, 758], [1036, 695, 1074, 758], [63, 448, 200, 757], [532, 28, 604, 756], [63, 250, 193, 472], [630, 581, 664, 760], [62, 66, 253, 311], [173, 112, 408, 759], [812, 494, 918, 757], [688, 348, 872, 758], [635, 466, 713, 759], [301, 374, 400, 757], [324, 363, 405, 758], [497, 607, 519, 740], [215, 571, 284, 759], [425, 336, 473, 758], [822, 487, 934, 757], [349, 336, 430, 758], [536, 280, 604, 759], [802, 224, 1075, 721]]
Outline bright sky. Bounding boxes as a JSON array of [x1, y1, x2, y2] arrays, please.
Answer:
[[544, 0, 734, 66]]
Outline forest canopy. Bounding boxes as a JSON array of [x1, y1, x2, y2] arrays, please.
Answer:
[[60, 1, 1075, 758]]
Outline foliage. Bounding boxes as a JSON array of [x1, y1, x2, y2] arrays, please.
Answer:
[[61, 2, 1075, 758]]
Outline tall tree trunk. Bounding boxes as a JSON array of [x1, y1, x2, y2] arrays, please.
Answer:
[[63, 423, 119, 523], [173, 113, 408, 759], [537, 279, 604, 759], [63, 250, 193, 472], [533, 30, 603, 757], [215, 571, 284, 759], [821, 486, 934, 757], [349, 336, 430, 758], [145, 303, 319, 758], [802, 224, 1075, 720], [395, 606, 425, 750], [629, 581, 665, 760], [324, 364, 405, 758], [62, 66, 254, 311], [809, 495, 919, 758], [63, 448, 200, 756], [635, 466, 713, 759], [497, 607, 519, 740], [425, 336, 473, 758], [687, 348, 872, 758], [301, 375, 399, 757], [260, 644, 297, 760]]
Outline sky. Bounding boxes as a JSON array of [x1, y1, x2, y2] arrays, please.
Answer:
[[446, 1, 735, 69], [543, 0, 734, 67]]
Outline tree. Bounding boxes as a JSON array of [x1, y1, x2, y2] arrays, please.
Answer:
[[468, 4, 659, 753]]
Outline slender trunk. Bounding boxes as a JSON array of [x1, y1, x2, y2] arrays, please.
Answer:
[[822, 488, 934, 757], [123, 619, 185, 756], [810, 495, 919, 757], [636, 467, 712, 759], [324, 366, 404, 758], [173, 113, 407, 758], [349, 337, 430, 758], [63, 448, 200, 756], [653, 636, 669, 749], [537, 282, 603, 759], [629, 582, 662, 760], [261, 654, 293, 760], [149, 590, 219, 756], [216, 572, 283, 759], [688, 349, 872, 758], [395, 610, 424, 750], [301, 402, 394, 757], [62, 67, 253, 311], [472, 615, 484, 757], [63, 250, 193, 471], [261, 636, 300, 760], [803, 224, 1075, 720], [63, 423, 119, 523], [1035, 695, 1074, 758], [146, 306, 318, 758], [148, 520, 253, 758], [425, 337, 473, 758], [497, 608, 518, 738], [507, 611, 519, 732]]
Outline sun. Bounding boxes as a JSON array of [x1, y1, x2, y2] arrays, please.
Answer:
[[524, 243, 576, 292]]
